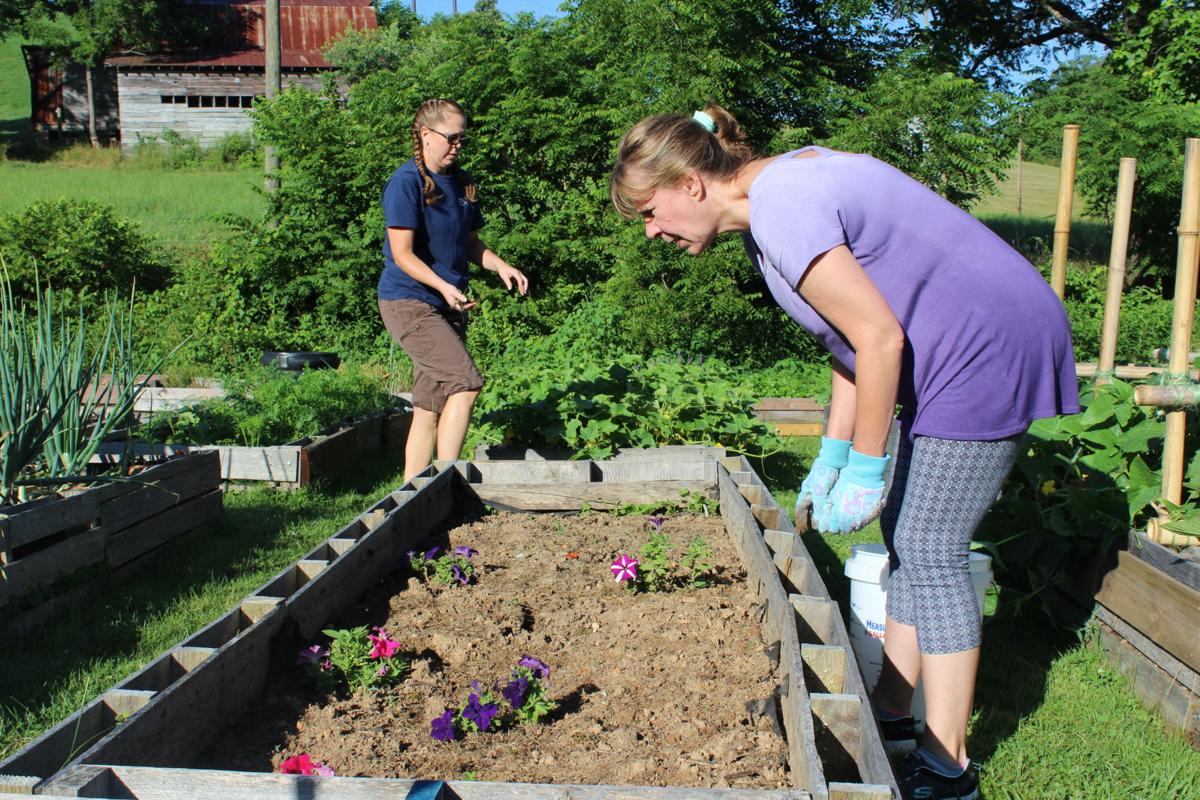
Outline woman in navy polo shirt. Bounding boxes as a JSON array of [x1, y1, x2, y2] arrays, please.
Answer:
[[379, 98, 528, 483]]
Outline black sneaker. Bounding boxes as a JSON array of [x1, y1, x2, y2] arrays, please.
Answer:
[[896, 751, 980, 800], [877, 714, 921, 755]]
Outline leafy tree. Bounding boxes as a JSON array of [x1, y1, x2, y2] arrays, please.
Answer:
[[24, 1, 207, 147], [882, 1, 1169, 84], [1020, 57, 1200, 290], [1106, 0, 1200, 103], [821, 51, 1016, 207]]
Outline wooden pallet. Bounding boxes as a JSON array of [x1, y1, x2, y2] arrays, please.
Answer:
[[0, 449, 897, 799], [93, 411, 412, 488], [0, 452, 222, 609]]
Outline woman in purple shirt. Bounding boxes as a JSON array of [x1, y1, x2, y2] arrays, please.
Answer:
[[610, 103, 1078, 800]]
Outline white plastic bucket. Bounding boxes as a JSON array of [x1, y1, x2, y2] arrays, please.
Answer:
[[844, 543, 992, 720]]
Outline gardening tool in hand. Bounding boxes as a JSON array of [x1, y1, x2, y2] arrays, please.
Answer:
[[812, 449, 890, 534], [795, 436, 851, 532]]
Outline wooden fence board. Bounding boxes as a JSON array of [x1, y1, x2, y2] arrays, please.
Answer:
[[1127, 532, 1200, 593], [2, 527, 106, 597], [595, 459, 719, 484], [302, 427, 360, 486], [98, 454, 221, 533]]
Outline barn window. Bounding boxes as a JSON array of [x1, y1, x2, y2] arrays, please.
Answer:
[[187, 96, 199, 107], [160, 95, 172, 104], [200, 96, 213, 108], [241, 96, 254, 108]]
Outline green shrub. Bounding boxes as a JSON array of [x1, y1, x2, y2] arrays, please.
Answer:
[[1056, 261, 1182, 363], [142, 366, 396, 446], [0, 199, 170, 300]]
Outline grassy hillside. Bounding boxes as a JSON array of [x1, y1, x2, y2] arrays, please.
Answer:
[[1, 36, 31, 148]]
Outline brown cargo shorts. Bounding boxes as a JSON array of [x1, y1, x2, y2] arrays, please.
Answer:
[[379, 299, 484, 414]]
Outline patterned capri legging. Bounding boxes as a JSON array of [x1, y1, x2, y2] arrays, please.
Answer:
[[881, 433, 1022, 655]]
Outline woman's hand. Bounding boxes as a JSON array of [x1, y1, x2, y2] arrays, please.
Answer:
[[438, 282, 476, 311], [495, 263, 529, 295]]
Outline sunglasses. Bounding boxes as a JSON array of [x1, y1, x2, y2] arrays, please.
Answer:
[[428, 128, 470, 147]]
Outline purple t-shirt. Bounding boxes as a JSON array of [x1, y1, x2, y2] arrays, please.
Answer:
[[744, 147, 1079, 440]]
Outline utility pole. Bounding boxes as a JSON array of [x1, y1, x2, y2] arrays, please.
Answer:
[[264, 0, 281, 193]]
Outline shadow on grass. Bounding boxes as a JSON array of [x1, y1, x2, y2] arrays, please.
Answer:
[[0, 447, 409, 753]]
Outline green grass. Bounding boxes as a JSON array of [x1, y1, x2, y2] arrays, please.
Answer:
[[0, 450, 410, 761], [755, 437, 1200, 799], [0, 160, 264, 254], [0, 36, 32, 151]]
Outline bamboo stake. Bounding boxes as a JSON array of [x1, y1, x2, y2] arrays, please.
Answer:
[[1096, 158, 1138, 382], [1134, 384, 1200, 408], [1159, 138, 1200, 506], [1145, 516, 1200, 547], [1016, 139, 1023, 214], [1051, 125, 1080, 299]]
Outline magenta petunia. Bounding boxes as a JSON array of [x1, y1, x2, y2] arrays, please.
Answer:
[[367, 629, 402, 660], [279, 753, 333, 776], [610, 554, 639, 582], [295, 644, 327, 666]]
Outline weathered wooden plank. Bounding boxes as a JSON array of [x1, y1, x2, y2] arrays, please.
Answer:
[[827, 784, 892, 800], [0, 491, 100, 553], [791, 595, 837, 646], [773, 548, 830, 601], [93, 444, 302, 483], [1096, 550, 1200, 674], [718, 467, 826, 799], [614, 445, 726, 461], [98, 453, 221, 534], [770, 422, 826, 438], [351, 413, 386, 455], [105, 490, 221, 569], [1097, 613, 1200, 747], [0, 691, 131, 784], [454, 460, 592, 484], [752, 504, 784, 531], [593, 459, 719, 484], [1128, 531, 1200, 593], [753, 410, 825, 423], [741, 484, 770, 506], [754, 398, 825, 412], [472, 445, 574, 461], [468, 480, 718, 512], [811, 694, 862, 783], [2, 527, 106, 598], [302, 426, 360, 486], [383, 411, 413, 448], [39, 764, 812, 799], [802, 644, 848, 695]]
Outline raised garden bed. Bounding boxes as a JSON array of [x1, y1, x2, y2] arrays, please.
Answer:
[[0, 452, 222, 611], [1094, 531, 1200, 747], [94, 410, 412, 489], [0, 449, 898, 800]]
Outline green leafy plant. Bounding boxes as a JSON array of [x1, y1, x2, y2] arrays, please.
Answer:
[[637, 530, 674, 593], [976, 379, 1166, 625], [681, 536, 716, 589], [1, 267, 166, 506], [297, 626, 409, 694], [407, 545, 478, 587]]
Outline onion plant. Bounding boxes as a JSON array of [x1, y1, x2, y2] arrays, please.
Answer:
[[1, 265, 164, 507]]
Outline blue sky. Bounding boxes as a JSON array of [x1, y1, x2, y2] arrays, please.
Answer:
[[394, 1, 566, 18]]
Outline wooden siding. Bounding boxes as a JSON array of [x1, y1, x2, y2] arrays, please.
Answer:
[[23, 48, 118, 136], [117, 71, 321, 149]]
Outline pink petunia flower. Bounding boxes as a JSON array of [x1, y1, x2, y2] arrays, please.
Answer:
[[367, 628, 402, 660], [279, 753, 334, 776], [295, 645, 328, 667], [610, 554, 639, 582]]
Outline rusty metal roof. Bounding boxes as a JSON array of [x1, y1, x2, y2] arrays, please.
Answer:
[[109, 1, 376, 70]]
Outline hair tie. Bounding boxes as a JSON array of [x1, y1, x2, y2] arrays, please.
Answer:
[[692, 110, 715, 133]]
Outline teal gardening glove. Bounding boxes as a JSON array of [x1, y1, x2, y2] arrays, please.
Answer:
[[795, 436, 852, 525], [812, 448, 890, 534]]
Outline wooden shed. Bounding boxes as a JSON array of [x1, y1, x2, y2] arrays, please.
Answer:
[[23, 0, 376, 148]]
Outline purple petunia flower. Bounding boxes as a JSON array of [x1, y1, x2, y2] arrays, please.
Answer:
[[430, 710, 457, 742], [462, 693, 500, 731], [502, 675, 529, 709], [453, 546, 478, 558], [518, 655, 550, 680], [648, 515, 666, 531], [451, 564, 469, 585], [424, 546, 441, 561], [295, 644, 327, 666], [611, 554, 639, 582]]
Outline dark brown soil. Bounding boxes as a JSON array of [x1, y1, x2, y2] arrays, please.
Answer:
[[196, 511, 790, 788]]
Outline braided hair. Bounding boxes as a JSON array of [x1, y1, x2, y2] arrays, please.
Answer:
[[412, 98, 478, 205]]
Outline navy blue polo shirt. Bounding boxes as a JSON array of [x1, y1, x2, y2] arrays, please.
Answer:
[[378, 159, 484, 307]]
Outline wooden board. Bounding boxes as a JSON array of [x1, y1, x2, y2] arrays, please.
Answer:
[[468, 480, 718, 512], [1127, 531, 1200, 594], [105, 490, 221, 569], [1096, 550, 1200, 674], [40, 764, 811, 799], [0, 491, 100, 554], [94, 443, 302, 484], [1096, 609, 1200, 747]]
